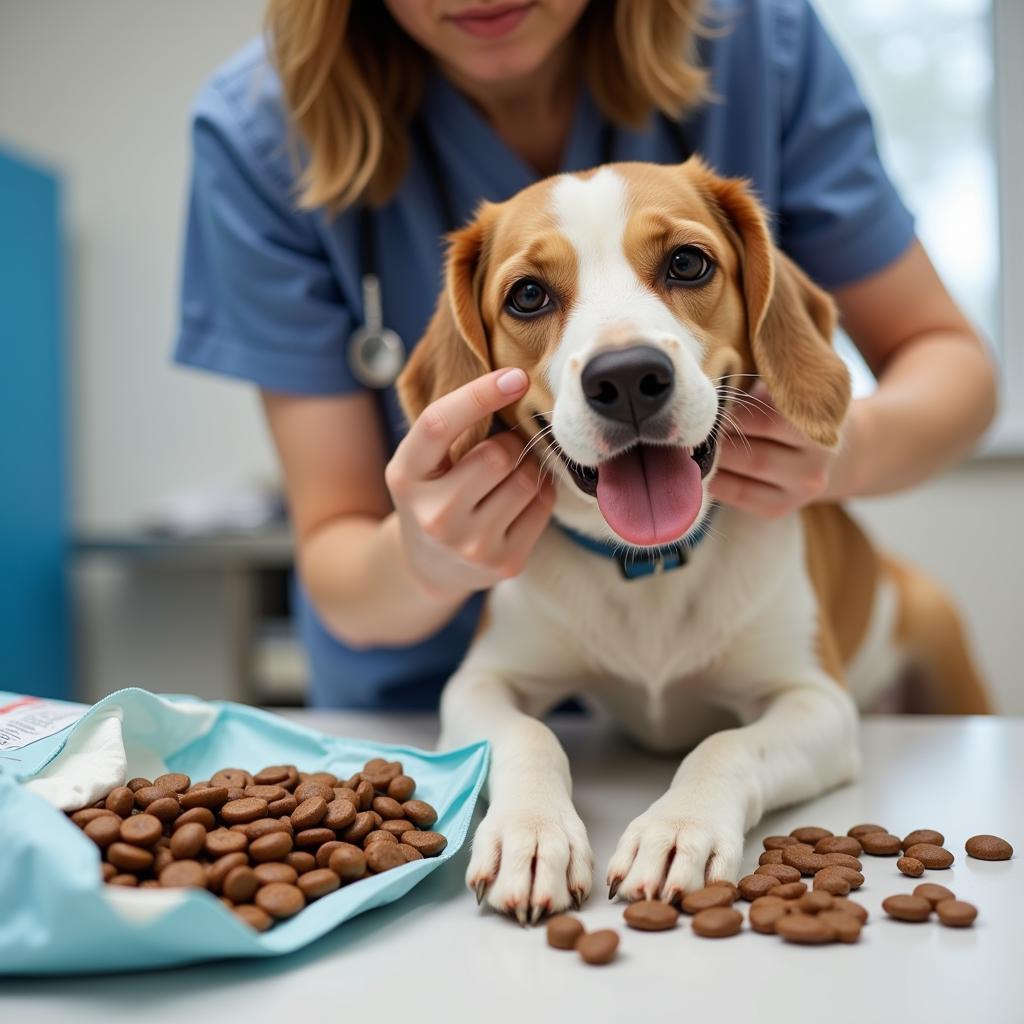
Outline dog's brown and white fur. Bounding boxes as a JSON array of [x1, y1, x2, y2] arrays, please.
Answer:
[[398, 159, 990, 922]]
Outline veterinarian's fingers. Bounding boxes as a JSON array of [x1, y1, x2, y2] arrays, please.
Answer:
[[716, 436, 814, 486], [708, 469, 791, 517], [472, 461, 547, 535], [436, 431, 528, 511], [398, 368, 529, 477], [725, 391, 803, 446], [660, 831, 716, 903], [503, 482, 556, 553]]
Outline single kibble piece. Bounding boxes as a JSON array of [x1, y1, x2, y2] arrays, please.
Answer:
[[154, 772, 191, 794], [396, 843, 423, 862], [119, 813, 163, 848], [798, 890, 833, 914], [293, 780, 334, 805], [70, 808, 117, 828], [400, 830, 447, 857], [546, 914, 585, 949], [364, 830, 398, 846], [244, 818, 292, 841], [174, 807, 216, 831], [253, 765, 291, 786], [290, 796, 328, 831], [297, 868, 341, 900], [179, 786, 229, 811], [623, 899, 679, 931], [169, 822, 207, 860], [707, 881, 739, 900], [371, 796, 404, 820], [755, 863, 801, 885], [820, 852, 863, 872], [212, 768, 252, 789], [759, 850, 784, 865], [692, 907, 743, 938], [329, 844, 367, 881], [365, 841, 407, 873], [207, 852, 249, 893], [244, 785, 287, 803], [831, 898, 869, 924], [223, 866, 260, 903], [681, 886, 736, 915], [255, 882, 306, 919], [340, 812, 376, 844], [234, 904, 273, 932], [249, 831, 294, 862], [781, 849, 829, 876], [159, 860, 208, 889], [738, 873, 780, 900], [936, 899, 978, 928], [965, 834, 1013, 861], [253, 862, 298, 886], [771, 882, 807, 901], [812, 872, 850, 897], [126, 777, 152, 792], [108, 873, 139, 887], [104, 786, 134, 817], [762, 835, 801, 850], [775, 912, 835, 945], [387, 775, 416, 802], [898, 856, 925, 878], [84, 815, 122, 849], [903, 843, 954, 869], [901, 829, 944, 851], [220, 797, 269, 825], [290, 851, 319, 874], [145, 796, 181, 824], [818, 865, 864, 889], [205, 828, 248, 857], [847, 823, 888, 839], [323, 798, 357, 831], [380, 819, 415, 839], [294, 828, 336, 849], [789, 826, 833, 843], [402, 799, 439, 827], [268, 793, 298, 817], [576, 929, 620, 964], [883, 894, 932, 922], [859, 832, 902, 856], [815, 836, 862, 857]]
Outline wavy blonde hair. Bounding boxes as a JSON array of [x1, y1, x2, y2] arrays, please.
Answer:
[[266, 0, 709, 212]]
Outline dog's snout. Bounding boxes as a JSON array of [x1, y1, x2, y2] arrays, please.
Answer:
[[581, 345, 675, 425]]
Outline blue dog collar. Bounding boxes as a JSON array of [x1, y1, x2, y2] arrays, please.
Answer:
[[558, 506, 717, 580]]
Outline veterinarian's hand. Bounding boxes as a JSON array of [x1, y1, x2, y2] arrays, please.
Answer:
[[709, 384, 855, 518], [386, 368, 556, 600]]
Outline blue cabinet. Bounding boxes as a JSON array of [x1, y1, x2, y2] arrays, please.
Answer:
[[0, 146, 70, 699]]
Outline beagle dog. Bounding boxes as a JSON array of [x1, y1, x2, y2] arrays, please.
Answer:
[[397, 158, 990, 922]]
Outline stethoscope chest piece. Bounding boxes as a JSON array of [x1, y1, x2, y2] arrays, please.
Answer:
[[347, 271, 406, 388]]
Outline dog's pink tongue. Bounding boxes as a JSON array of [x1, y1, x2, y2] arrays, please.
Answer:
[[596, 445, 702, 546]]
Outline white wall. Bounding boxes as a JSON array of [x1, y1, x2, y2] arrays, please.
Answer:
[[2, 1, 1022, 711]]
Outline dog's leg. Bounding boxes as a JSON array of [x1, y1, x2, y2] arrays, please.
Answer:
[[440, 666, 592, 923], [606, 677, 859, 903]]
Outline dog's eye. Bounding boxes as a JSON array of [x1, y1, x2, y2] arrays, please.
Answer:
[[506, 279, 551, 317], [667, 246, 714, 285]]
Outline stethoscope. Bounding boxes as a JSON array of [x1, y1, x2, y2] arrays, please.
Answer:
[[347, 114, 692, 389]]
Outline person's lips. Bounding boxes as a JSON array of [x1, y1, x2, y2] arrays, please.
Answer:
[[446, 2, 534, 39]]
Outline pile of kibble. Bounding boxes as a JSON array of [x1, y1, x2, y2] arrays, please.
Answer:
[[548, 823, 1013, 964], [68, 759, 446, 932]]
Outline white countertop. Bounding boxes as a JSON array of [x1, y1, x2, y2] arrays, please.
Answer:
[[3, 713, 1022, 1023]]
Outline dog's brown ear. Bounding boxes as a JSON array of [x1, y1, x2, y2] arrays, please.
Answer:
[[396, 208, 495, 461], [694, 164, 851, 447]]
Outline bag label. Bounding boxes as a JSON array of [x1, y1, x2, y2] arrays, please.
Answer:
[[0, 696, 88, 752]]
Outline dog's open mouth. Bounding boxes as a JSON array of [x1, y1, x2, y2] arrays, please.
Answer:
[[533, 411, 721, 547]]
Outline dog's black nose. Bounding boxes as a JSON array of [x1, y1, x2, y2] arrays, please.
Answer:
[[581, 345, 675, 425]]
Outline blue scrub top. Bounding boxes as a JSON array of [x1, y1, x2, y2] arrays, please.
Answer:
[[174, 0, 915, 709]]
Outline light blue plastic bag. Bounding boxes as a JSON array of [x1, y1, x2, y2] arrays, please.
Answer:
[[0, 688, 488, 975]]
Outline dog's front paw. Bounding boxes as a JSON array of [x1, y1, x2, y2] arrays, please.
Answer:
[[467, 800, 593, 924], [606, 797, 744, 904]]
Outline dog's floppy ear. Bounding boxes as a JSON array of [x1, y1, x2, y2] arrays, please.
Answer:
[[693, 162, 851, 447], [396, 207, 496, 461]]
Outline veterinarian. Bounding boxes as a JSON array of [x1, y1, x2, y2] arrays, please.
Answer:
[[175, 0, 996, 709]]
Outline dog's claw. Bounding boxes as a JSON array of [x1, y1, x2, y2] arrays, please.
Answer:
[[515, 905, 529, 927], [474, 880, 488, 906], [530, 905, 544, 926], [608, 879, 621, 901], [571, 889, 584, 911]]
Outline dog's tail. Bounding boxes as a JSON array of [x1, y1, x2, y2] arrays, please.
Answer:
[[884, 555, 992, 714]]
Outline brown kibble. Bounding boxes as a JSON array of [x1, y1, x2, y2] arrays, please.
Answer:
[[297, 868, 341, 900], [253, 862, 298, 886], [253, 765, 291, 786], [145, 796, 181, 824], [107, 842, 154, 872], [104, 786, 134, 817], [290, 796, 328, 831], [293, 780, 335, 804], [817, 865, 863, 890], [387, 775, 416, 802], [222, 865, 260, 903], [206, 851, 248, 893], [249, 831, 294, 863], [913, 882, 956, 907], [755, 863, 801, 884], [211, 768, 252, 789], [244, 785, 286, 803], [169, 822, 207, 860], [859, 832, 902, 856], [691, 907, 743, 938], [817, 909, 862, 943], [903, 843, 954, 869], [898, 856, 925, 878], [109, 873, 139, 887], [759, 850, 784, 865], [790, 826, 833, 843], [267, 793, 298, 817], [243, 817, 292, 841], [781, 848, 829, 875], [132, 786, 168, 810], [965, 834, 1013, 861], [936, 899, 978, 927], [797, 890, 833, 914], [219, 797, 268, 825], [749, 901, 790, 934], [84, 815, 122, 848], [831, 898, 869, 924], [820, 852, 863, 871], [174, 807, 215, 831], [179, 786, 229, 811], [681, 885, 736, 914], [323, 798, 357, 831], [340, 812, 376, 844], [847, 823, 887, 838], [396, 843, 423, 863], [762, 835, 801, 850], [812, 871, 850, 896], [255, 882, 305, 919], [401, 800, 439, 827], [815, 835, 862, 857], [771, 882, 807, 900], [364, 830, 397, 846], [289, 851, 318, 874], [365, 841, 407, 873], [371, 796, 405, 820], [775, 912, 835, 944], [576, 928, 620, 963], [883, 894, 932, 922], [205, 828, 248, 857], [153, 772, 191, 794], [70, 807, 118, 828], [119, 813, 163, 847], [126, 777, 152, 792], [159, 859, 208, 889], [623, 899, 679, 931], [901, 829, 944, 851], [546, 914, 585, 949], [379, 818, 415, 838], [400, 830, 447, 857], [294, 827, 336, 849], [234, 904, 273, 931], [738, 873, 780, 900], [354, 779, 375, 810], [328, 843, 367, 881]]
